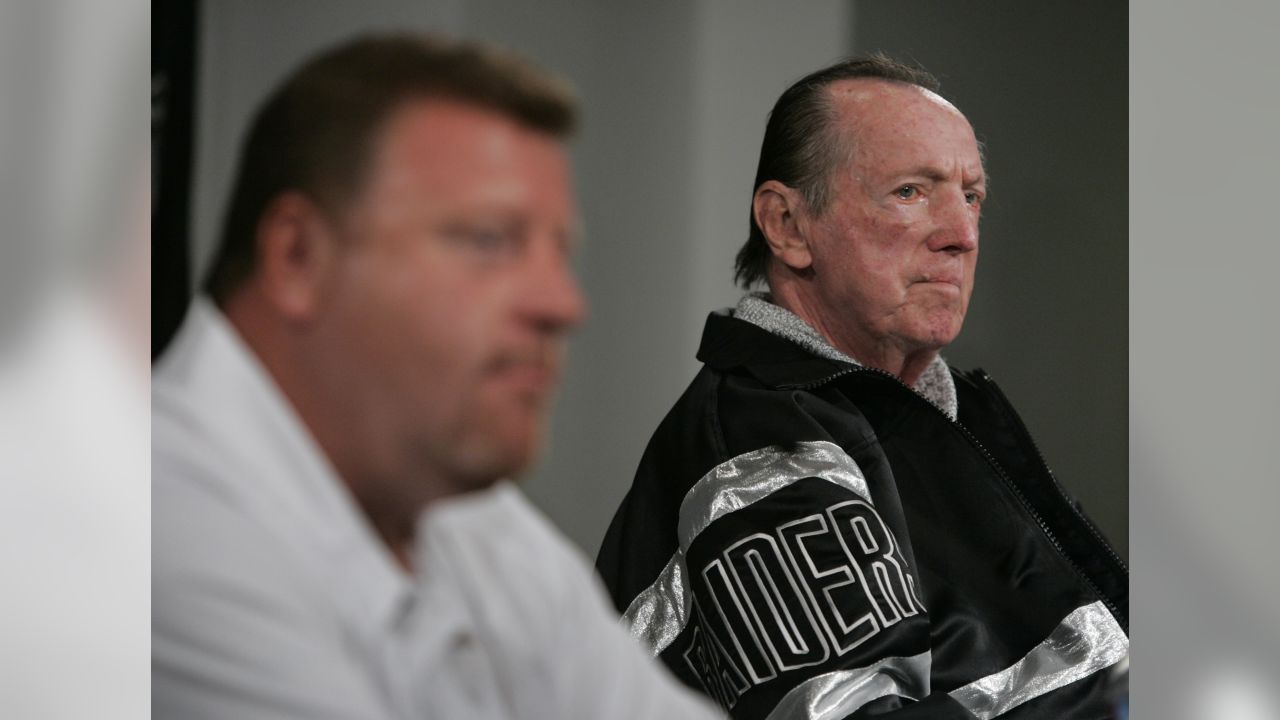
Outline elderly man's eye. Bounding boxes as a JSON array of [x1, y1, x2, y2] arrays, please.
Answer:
[[894, 186, 918, 200], [965, 191, 983, 205]]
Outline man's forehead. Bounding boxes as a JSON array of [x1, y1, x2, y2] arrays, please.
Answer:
[[824, 78, 981, 175], [376, 98, 521, 151], [365, 98, 570, 187], [827, 78, 966, 126]]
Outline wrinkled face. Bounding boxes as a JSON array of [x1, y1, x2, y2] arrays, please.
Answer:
[[318, 100, 584, 493], [805, 80, 985, 360]]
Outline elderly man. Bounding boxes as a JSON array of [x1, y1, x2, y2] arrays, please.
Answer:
[[596, 56, 1128, 719], [152, 35, 720, 720]]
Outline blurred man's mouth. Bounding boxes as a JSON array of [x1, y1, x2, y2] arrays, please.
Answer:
[[501, 363, 556, 393], [489, 351, 561, 400]]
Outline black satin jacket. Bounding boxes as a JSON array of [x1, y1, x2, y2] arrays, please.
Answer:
[[597, 312, 1128, 720]]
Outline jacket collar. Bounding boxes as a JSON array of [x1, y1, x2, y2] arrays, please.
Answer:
[[696, 309, 854, 389], [697, 296, 960, 420]]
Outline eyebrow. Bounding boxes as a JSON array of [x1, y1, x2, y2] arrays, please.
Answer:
[[897, 166, 988, 187]]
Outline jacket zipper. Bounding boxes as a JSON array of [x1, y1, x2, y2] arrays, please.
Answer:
[[784, 364, 1127, 626], [973, 369, 1130, 576]]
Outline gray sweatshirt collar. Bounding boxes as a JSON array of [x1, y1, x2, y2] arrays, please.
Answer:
[[734, 293, 958, 420]]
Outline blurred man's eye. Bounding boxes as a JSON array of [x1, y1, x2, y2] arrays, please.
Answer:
[[894, 185, 919, 200], [465, 228, 514, 252], [442, 223, 522, 258]]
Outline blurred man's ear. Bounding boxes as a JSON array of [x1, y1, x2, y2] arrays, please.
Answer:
[[753, 180, 813, 272], [252, 192, 339, 322]]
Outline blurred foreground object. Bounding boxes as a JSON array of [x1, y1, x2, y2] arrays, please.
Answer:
[[1129, 2, 1280, 717], [0, 0, 149, 717]]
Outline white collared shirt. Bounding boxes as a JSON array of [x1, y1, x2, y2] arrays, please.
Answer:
[[152, 299, 721, 720]]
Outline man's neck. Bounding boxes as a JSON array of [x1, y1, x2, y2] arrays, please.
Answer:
[[360, 497, 422, 573], [768, 286, 938, 387], [829, 337, 936, 387], [225, 294, 433, 575]]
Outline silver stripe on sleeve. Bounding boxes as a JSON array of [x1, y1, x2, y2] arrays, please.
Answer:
[[621, 554, 690, 655], [763, 652, 932, 720], [948, 601, 1129, 719], [677, 441, 871, 549], [621, 441, 871, 655]]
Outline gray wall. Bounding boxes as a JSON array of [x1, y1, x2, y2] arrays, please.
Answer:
[[191, 1, 1126, 560], [852, 0, 1129, 558]]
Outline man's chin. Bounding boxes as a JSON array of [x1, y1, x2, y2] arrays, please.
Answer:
[[448, 433, 543, 490], [911, 309, 965, 348]]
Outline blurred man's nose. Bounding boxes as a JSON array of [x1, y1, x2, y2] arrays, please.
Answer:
[[522, 238, 587, 334], [928, 189, 979, 254]]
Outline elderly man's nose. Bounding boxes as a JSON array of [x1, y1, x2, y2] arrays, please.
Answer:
[[929, 193, 979, 253]]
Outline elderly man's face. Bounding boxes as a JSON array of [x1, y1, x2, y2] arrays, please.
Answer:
[[804, 80, 985, 361], [317, 100, 584, 492]]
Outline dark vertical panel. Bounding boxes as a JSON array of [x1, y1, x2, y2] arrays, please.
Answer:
[[852, 1, 1129, 557], [152, 0, 198, 360]]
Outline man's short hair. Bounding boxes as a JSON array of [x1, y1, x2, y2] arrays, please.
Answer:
[[733, 54, 939, 289], [204, 33, 578, 303]]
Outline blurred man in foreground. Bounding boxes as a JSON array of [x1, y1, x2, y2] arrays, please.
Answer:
[[152, 34, 720, 720], [597, 56, 1128, 719]]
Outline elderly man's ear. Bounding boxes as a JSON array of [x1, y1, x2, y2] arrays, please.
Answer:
[[252, 191, 341, 322], [753, 180, 814, 272]]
